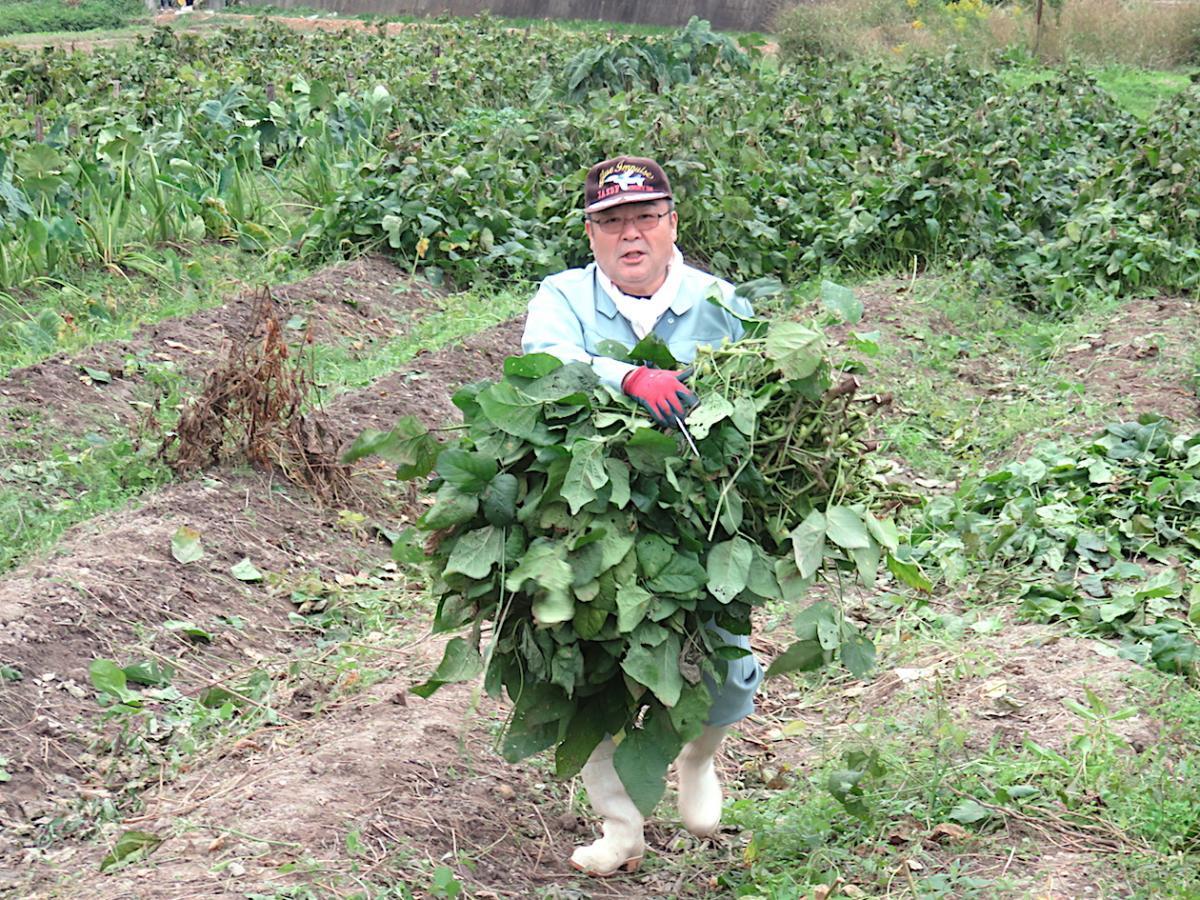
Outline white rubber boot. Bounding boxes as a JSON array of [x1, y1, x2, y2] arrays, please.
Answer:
[[570, 738, 645, 876], [676, 724, 729, 837]]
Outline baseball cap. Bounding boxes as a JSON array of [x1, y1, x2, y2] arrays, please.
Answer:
[[584, 156, 673, 214]]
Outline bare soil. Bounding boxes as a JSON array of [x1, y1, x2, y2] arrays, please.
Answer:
[[2, 272, 1192, 899], [0, 263, 527, 895], [1057, 294, 1199, 428]]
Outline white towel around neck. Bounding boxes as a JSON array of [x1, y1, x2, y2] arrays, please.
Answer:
[[596, 246, 684, 340]]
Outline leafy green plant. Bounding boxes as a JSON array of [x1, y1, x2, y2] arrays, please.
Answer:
[[346, 286, 895, 813], [561, 16, 751, 101], [914, 417, 1200, 677]]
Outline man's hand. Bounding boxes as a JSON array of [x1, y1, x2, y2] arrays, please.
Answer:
[[622, 366, 698, 429]]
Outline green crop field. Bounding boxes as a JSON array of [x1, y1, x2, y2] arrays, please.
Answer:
[[0, 10, 1197, 899]]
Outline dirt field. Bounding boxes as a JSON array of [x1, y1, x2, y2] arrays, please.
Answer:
[[1, 251, 1194, 897]]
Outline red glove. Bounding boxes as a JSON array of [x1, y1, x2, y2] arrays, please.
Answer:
[[622, 366, 698, 429]]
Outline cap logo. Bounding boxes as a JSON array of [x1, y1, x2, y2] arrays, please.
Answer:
[[584, 156, 671, 213], [595, 162, 656, 201]]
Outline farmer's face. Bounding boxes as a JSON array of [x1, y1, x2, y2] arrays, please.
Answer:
[[586, 199, 678, 297]]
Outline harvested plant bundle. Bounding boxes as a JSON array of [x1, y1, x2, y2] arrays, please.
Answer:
[[347, 298, 902, 811]]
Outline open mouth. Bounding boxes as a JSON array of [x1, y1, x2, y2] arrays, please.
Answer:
[[620, 250, 646, 263]]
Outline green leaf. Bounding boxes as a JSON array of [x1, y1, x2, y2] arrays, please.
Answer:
[[616, 583, 654, 633], [170, 526, 204, 564], [766, 639, 825, 676], [100, 830, 163, 872], [502, 683, 571, 761], [789, 511, 826, 578], [391, 528, 426, 565], [794, 600, 839, 641], [476, 381, 544, 441], [563, 439, 610, 514], [419, 483, 480, 530], [82, 366, 112, 384], [482, 473, 519, 526], [162, 620, 212, 643], [551, 643, 584, 696], [627, 333, 679, 370], [684, 394, 734, 440], [840, 635, 876, 679], [864, 512, 900, 554], [644, 552, 707, 596], [614, 704, 683, 816], [122, 660, 172, 687], [555, 702, 608, 779], [595, 339, 633, 362], [668, 683, 713, 744], [605, 459, 631, 508], [825, 506, 870, 549], [625, 428, 678, 473], [230, 558, 263, 582], [745, 544, 783, 601], [436, 449, 498, 494], [820, 280, 863, 323], [827, 768, 870, 819], [504, 353, 563, 378], [89, 659, 130, 699], [850, 542, 881, 588], [445, 526, 504, 579], [522, 362, 598, 402], [886, 554, 932, 592], [411, 637, 484, 698], [706, 537, 754, 604], [507, 540, 574, 625], [949, 799, 991, 825], [340, 418, 439, 480], [636, 534, 673, 579], [341, 417, 438, 482], [622, 632, 683, 707], [765, 321, 825, 379]]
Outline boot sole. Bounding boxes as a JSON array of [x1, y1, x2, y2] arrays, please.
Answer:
[[569, 855, 642, 877]]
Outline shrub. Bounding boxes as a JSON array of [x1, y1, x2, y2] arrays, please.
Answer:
[[0, 0, 142, 36]]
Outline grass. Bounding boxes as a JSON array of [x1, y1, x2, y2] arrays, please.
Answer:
[[307, 281, 532, 396], [0, 243, 303, 379], [717, 619, 1200, 898], [0, 0, 144, 37], [998, 64, 1198, 119], [1093, 66, 1200, 119], [0, 355, 183, 572], [860, 273, 1108, 482]]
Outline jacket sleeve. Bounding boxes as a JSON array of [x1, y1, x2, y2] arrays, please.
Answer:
[[521, 281, 636, 391]]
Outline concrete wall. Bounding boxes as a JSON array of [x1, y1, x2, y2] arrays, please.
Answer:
[[243, 0, 779, 33]]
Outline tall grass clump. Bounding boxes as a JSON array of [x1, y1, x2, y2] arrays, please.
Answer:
[[1035, 0, 1200, 67], [775, 0, 1200, 68]]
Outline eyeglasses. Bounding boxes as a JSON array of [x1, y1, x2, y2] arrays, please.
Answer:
[[587, 208, 673, 235]]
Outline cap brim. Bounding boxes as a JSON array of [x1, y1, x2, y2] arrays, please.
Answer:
[[585, 191, 672, 214]]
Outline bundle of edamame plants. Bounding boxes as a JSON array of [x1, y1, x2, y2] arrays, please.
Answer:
[[347, 286, 904, 810]]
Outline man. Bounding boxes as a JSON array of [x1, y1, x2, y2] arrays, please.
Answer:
[[522, 156, 764, 876]]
